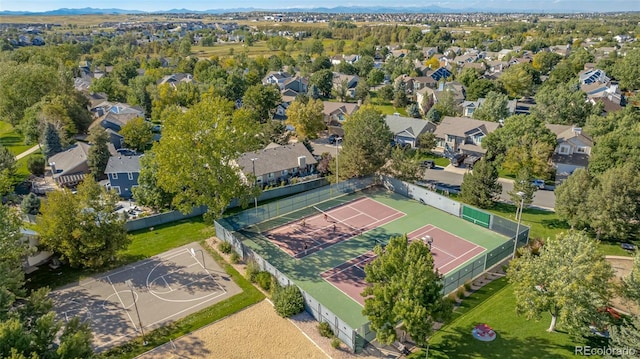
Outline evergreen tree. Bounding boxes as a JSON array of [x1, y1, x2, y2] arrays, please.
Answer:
[[508, 167, 537, 212], [460, 159, 502, 209], [43, 122, 62, 158], [88, 127, 110, 179], [20, 193, 41, 215]]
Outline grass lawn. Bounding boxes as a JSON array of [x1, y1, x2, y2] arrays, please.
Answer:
[[486, 202, 569, 241], [0, 121, 31, 156], [418, 152, 450, 167], [410, 278, 602, 359], [98, 243, 265, 359], [25, 216, 212, 291]]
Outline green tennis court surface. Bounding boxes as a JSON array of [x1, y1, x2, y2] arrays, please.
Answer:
[[239, 187, 509, 329]]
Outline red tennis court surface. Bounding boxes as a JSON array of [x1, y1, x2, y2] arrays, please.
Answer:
[[321, 224, 485, 306], [262, 197, 405, 259]]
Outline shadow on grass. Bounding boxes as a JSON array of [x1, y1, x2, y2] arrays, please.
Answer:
[[540, 219, 570, 231]]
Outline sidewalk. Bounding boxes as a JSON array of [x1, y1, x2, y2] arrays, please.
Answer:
[[15, 144, 40, 160]]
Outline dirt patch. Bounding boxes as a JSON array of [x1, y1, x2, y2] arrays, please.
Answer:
[[606, 256, 639, 315], [137, 300, 329, 359]]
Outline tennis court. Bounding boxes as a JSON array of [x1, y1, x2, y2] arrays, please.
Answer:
[[261, 197, 405, 258], [321, 224, 485, 306]]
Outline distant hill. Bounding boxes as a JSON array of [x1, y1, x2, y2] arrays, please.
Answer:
[[0, 7, 146, 16]]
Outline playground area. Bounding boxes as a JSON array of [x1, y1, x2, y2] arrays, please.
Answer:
[[321, 224, 486, 306], [49, 243, 241, 350], [262, 197, 404, 258]]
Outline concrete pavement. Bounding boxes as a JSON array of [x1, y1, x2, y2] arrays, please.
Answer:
[[15, 144, 40, 160]]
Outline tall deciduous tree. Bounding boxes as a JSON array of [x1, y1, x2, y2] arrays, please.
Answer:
[[613, 48, 640, 91], [533, 81, 592, 126], [555, 168, 591, 230], [608, 253, 640, 358], [384, 147, 423, 182], [473, 91, 510, 122], [460, 158, 502, 209], [242, 84, 281, 122], [500, 63, 536, 98], [310, 69, 333, 98], [37, 177, 129, 268], [0, 204, 27, 298], [131, 149, 174, 211], [119, 117, 154, 152], [286, 98, 325, 140], [337, 106, 393, 179], [88, 127, 110, 179], [363, 235, 452, 347], [587, 164, 640, 240], [508, 167, 537, 209], [153, 96, 258, 220], [508, 231, 613, 334]]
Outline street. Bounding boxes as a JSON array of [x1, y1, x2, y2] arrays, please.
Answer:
[[419, 166, 556, 210]]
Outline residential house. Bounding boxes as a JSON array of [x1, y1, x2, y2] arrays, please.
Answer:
[[332, 72, 359, 96], [282, 76, 309, 93], [579, 68, 610, 85], [323, 101, 360, 136], [262, 71, 292, 88], [461, 98, 517, 118], [416, 81, 466, 115], [433, 116, 500, 157], [48, 142, 92, 187], [236, 143, 318, 187], [104, 155, 141, 199], [93, 103, 145, 132], [427, 67, 453, 82], [20, 228, 52, 273], [157, 73, 195, 88], [384, 115, 436, 148], [545, 124, 593, 183]]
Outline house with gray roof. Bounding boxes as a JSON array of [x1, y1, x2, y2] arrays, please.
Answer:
[[433, 117, 500, 157], [384, 115, 436, 148], [545, 124, 593, 183], [105, 155, 142, 198], [323, 101, 360, 136], [236, 143, 318, 187], [48, 142, 92, 187]]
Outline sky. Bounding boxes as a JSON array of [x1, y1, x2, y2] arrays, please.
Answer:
[[1, 0, 639, 12]]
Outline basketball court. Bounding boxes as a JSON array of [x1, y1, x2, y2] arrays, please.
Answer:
[[262, 197, 405, 258], [49, 243, 241, 351], [321, 224, 485, 306]]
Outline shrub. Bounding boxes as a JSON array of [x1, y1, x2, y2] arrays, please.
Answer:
[[273, 285, 305, 318], [245, 259, 260, 282], [447, 292, 458, 302], [20, 193, 41, 215], [318, 321, 334, 338], [464, 280, 472, 291], [229, 251, 240, 264], [27, 155, 46, 176], [255, 271, 272, 291], [457, 286, 466, 298], [218, 241, 232, 254], [331, 337, 341, 349]]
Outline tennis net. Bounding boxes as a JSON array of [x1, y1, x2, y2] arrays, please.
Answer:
[[313, 205, 362, 235]]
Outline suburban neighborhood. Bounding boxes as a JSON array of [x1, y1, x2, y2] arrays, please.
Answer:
[[1, 3, 639, 359]]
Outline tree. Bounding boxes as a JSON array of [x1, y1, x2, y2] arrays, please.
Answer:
[[310, 69, 333, 98], [378, 84, 394, 102], [508, 167, 536, 210], [425, 108, 441, 123], [508, 231, 613, 334], [473, 91, 510, 122], [366, 68, 385, 86], [555, 169, 591, 230], [37, 177, 129, 268], [272, 285, 305, 318], [43, 122, 62, 158], [88, 127, 110, 179], [384, 147, 423, 182], [0, 204, 27, 298], [363, 235, 452, 347], [242, 84, 281, 122], [131, 150, 174, 211], [465, 79, 498, 101], [337, 106, 393, 179], [406, 103, 421, 118], [417, 132, 437, 153], [502, 139, 554, 179], [432, 90, 459, 117], [119, 117, 154, 152], [533, 82, 592, 126], [500, 63, 536, 98], [393, 82, 408, 108], [27, 155, 45, 176], [587, 164, 640, 240], [153, 96, 258, 220], [613, 48, 640, 91], [20, 193, 40, 215], [532, 51, 563, 75], [286, 98, 325, 140], [354, 80, 370, 103], [333, 79, 350, 102], [608, 253, 640, 358], [460, 158, 502, 209]]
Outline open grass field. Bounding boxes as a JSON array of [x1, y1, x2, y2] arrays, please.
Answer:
[[409, 278, 604, 359], [0, 121, 31, 156]]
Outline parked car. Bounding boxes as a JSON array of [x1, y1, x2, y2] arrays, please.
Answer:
[[531, 179, 545, 190], [328, 134, 342, 144], [420, 160, 435, 169], [450, 154, 466, 167]]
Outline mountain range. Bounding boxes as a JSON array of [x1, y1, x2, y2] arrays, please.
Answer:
[[0, 5, 625, 16]]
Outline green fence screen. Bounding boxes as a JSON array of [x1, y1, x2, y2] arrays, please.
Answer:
[[461, 205, 491, 228]]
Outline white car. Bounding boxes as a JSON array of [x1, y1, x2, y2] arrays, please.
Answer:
[[531, 179, 545, 190]]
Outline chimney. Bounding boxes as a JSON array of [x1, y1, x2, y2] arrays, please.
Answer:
[[573, 127, 582, 136], [438, 81, 444, 92], [297, 156, 306, 169], [49, 162, 56, 174]]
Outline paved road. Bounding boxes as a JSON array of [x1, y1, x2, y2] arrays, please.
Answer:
[[420, 166, 556, 210], [15, 144, 40, 160], [310, 138, 341, 157]]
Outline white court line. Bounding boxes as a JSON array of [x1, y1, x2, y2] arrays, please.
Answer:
[[107, 276, 138, 331], [161, 276, 173, 292], [357, 197, 408, 217], [321, 252, 375, 278], [439, 247, 486, 274], [187, 250, 227, 293]]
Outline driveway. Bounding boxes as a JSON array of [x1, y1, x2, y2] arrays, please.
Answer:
[[420, 165, 556, 210]]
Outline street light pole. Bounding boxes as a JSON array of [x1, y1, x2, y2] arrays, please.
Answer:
[[335, 137, 342, 184], [250, 158, 258, 214], [513, 191, 525, 259], [125, 280, 146, 346]]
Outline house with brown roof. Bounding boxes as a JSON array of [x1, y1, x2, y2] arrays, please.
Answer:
[[48, 142, 92, 187], [323, 101, 360, 136], [236, 143, 318, 187], [433, 117, 500, 157]]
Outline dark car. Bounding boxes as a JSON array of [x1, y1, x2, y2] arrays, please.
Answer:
[[420, 160, 435, 169], [328, 134, 342, 144], [450, 154, 466, 167]]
